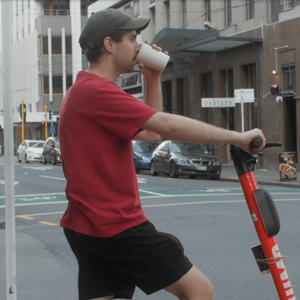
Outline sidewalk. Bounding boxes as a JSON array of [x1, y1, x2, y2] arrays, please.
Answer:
[[221, 162, 300, 188]]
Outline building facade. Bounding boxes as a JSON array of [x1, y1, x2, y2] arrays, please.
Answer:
[[93, 0, 299, 170], [0, 0, 95, 153], [1, 0, 300, 170]]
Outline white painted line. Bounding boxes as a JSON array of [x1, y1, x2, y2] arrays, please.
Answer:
[[39, 175, 66, 181]]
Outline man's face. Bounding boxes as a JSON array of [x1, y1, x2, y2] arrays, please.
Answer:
[[114, 30, 140, 74]]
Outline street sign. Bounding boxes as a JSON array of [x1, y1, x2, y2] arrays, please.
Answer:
[[201, 97, 235, 108], [50, 125, 56, 135], [234, 88, 255, 132], [234, 88, 254, 103]]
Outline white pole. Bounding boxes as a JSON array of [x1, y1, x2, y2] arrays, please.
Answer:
[[48, 28, 53, 102], [70, 0, 82, 83], [241, 89, 244, 132], [2, 0, 17, 299]]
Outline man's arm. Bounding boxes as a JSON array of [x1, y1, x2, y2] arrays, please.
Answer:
[[142, 112, 266, 154], [135, 43, 165, 142]]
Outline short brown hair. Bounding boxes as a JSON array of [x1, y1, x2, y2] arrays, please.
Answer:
[[84, 29, 126, 62]]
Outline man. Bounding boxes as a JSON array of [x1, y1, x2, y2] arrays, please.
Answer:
[[59, 8, 266, 300]]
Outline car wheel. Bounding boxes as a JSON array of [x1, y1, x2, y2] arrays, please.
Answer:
[[150, 161, 158, 176], [134, 161, 139, 174], [188, 175, 197, 179], [51, 154, 57, 165], [42, 155, 47, 164], [211, 174, 220, 180], [17, 154, 21, 163], [25, 154, 29, 163], [169, 161, 178, 178]]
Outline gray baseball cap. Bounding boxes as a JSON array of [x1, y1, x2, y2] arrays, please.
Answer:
[[79, 9, 150, 51]]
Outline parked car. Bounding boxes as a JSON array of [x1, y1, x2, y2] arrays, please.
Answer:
[[132, 140, 159, 174], [42, 137, 61, 165], [150, 140, 221, 180], [17, 140, 45, 163]]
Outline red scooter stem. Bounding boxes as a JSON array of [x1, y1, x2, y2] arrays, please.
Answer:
[[230, 144, 296, 300], [239, 172, 296, 300]]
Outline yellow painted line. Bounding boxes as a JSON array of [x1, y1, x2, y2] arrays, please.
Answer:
[[39, 221, 57, 226], [18, 216, 34, 220]]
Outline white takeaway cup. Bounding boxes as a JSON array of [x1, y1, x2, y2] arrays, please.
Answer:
[[136, 42, 170, 72]]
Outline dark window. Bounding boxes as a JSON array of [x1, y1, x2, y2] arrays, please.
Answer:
[[52, 36, 62, 54], [43, 75, 73, 94], [246, 0, 255, 20], [283, 66, 295, 91], [42, 35, 72, 55], [281, 0, 294, 11], [224, 0, 232, 27], [205, 0, 211, 22]]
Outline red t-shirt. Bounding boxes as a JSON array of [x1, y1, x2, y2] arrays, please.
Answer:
[[59, 71, 158, 238]]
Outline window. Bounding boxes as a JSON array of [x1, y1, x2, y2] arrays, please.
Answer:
[[133, 0, 140, 17], [205, 0, 211, 22], [280, 0, 294, 11], [246, 0, 255, 20], [164, 0, 170, 27], [283, 66, 295, 91], [42, 35, 72, 55], [182, 0, 187, 29], [43, 75, 73, 94], [43, 0, 69, 15], [224, 0, 232, 27]]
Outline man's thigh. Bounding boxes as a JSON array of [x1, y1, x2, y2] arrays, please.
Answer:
[[165, 266, 215, 300]]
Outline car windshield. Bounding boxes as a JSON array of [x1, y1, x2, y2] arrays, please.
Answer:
[[54, 139, 60, 147], [136, 142, 158, 153], [171, 142, 208, 155], [28, 142, 44, 148]]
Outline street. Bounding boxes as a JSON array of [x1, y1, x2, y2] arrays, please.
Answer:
[[0, 157, 299, 300]]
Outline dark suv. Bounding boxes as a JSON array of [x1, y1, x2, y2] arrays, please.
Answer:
[[42, 137, 61, 165]]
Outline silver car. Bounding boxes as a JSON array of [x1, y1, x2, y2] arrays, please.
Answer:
[[17, 140, 45, 163]]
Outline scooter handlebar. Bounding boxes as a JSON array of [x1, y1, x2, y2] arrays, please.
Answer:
[[250, 137, 282, 149]]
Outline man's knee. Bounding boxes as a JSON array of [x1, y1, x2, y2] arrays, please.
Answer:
[[165, 266, 214, 300]]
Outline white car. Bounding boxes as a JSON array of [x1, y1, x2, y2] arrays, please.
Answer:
[[17, 140, 45, 163]]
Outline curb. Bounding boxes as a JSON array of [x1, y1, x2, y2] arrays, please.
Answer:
[[220, 177, 300, 189]]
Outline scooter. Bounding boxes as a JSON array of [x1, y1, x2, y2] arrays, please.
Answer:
[[230, 137, 296, 300]]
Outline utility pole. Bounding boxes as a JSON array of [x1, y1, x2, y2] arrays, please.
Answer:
[[20, 100, 25, 141], [44, 105, 48, 140], [2, 0, 17, 299]]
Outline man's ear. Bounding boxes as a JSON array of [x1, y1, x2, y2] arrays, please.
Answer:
[[103, 37, 114, 54]]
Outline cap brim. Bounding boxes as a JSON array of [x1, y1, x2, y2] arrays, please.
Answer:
[[119, 17, 150, 33]]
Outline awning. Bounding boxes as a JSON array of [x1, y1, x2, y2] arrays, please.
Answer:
[[151, 28, 217, 56], [151, 28, 262, 56], [176, 35, 263, 53]]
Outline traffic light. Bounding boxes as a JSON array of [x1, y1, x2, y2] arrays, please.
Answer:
[[19, 103, 26, 123], [42, 121, 45, 125], [48, 110, 53, 120]]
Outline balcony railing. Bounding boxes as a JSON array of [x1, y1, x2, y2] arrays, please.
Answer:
[[39, 10, 88, 16]]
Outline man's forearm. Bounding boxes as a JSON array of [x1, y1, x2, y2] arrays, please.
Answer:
[[142, 112, 266, 154], [144, 79, 162, 112]]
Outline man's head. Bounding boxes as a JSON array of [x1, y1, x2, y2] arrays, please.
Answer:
[[79, 9, 150, 62]]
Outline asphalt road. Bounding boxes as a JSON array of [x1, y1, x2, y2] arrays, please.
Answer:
[[0, 158, 299, 300]]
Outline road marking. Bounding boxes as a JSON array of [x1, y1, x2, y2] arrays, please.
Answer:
[[18, 216, 34, 220], [39, 175, 66, 181], [1, 188, 299, 209], [22, 166, 53, 171], [39, 221, 57, 226], [139, 189, 167, 196], [0, 179, 19, 185]]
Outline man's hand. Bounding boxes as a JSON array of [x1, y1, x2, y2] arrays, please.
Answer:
[[238, 129, 266, 154], [138, 41, 168, 81]]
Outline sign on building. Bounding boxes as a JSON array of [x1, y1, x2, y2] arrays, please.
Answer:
[[201, 98, 235, 108]]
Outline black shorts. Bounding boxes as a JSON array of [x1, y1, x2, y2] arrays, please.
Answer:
[[64, 221, 193, 300]]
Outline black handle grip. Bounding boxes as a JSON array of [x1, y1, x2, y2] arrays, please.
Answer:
[[250, 136, 262, 149], [250, 137, 282, 149]]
